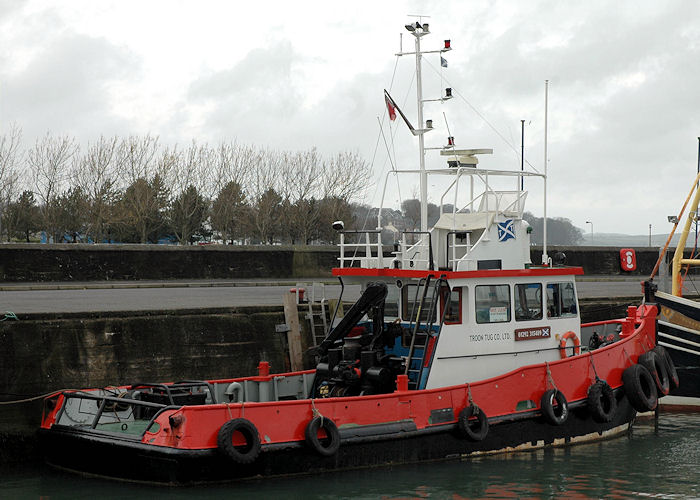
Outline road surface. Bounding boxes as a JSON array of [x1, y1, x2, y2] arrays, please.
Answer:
[[0, 277, 680, 315]]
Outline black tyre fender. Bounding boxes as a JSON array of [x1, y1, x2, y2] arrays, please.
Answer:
[[587, 380, 617, 422], [305, 416, 340, 456], [653, 345, 679, 391], [457, 405, 489, 441], [540, 389, 569, 426], [639, 350, 670, 396], [622, 363, 658, 412], [217, 418, 261, 464]]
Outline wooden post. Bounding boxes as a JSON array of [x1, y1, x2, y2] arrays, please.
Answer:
[[328, 298, 344, 325], [283, 292, 304, 371]]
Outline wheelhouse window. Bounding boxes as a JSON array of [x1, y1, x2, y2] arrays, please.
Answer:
[[440, 286, 462, 324], [547, 282, 578, 318], [515, 283, 543, 321], [475, 285, 511, 324], [401, 284, 436, 323], [384, 282, 400, 318]]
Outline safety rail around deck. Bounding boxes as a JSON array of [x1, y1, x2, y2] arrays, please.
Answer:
[[338, 230, 384, 268]]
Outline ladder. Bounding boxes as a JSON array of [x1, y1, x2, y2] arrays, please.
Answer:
[[404, 276, 449, 390], [301, 282, 329, 346]]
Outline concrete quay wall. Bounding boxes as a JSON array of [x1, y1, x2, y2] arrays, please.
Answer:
[[0, 244, 667, 282], [0, 306, 316, 463]]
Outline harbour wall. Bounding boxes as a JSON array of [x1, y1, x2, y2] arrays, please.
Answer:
[[0, 297, 636, 463], [0, 306, 316, 463], [0, 244, 669, 282]]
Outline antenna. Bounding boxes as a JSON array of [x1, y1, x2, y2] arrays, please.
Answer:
[[541, 80, 549, 266]]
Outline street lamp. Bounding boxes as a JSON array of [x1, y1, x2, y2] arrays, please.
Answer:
[[649, 224, 652, 247], [586, 221, 593, 244]]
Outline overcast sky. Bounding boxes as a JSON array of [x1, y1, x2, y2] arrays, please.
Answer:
[[1, 1, 699, 235]]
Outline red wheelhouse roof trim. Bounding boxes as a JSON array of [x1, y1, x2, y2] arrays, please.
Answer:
[[332, 267, 584, 279]]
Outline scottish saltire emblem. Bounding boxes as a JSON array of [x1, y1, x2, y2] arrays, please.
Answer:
[[497, 219, 515, 242]]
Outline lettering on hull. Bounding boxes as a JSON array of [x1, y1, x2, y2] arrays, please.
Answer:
[[514, 326, 551, 341]]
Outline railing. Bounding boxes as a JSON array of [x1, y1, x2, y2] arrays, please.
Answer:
[[338, 230, 383, 268], [54, 391, 175, 437], [446, 231, 472, 271], [401, 231, 434, 270]]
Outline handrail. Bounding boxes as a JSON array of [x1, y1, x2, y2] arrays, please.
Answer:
[[401, 231, 434, 270], [446, 231, 472, 271], [338, 229, 383, 268]]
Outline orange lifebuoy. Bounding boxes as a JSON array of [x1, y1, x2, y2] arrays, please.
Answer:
[[559, 331, 581, 358]]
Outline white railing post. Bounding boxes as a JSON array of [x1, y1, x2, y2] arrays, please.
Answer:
[[365, 232, 371, 266], [377, 231, 384, 268], [339, 233, 345, 268]]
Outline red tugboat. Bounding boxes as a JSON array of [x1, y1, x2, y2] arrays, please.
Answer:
[[39, 21, 676, 484]]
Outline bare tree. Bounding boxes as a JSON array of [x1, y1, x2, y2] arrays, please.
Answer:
[[27, 133, 78, 240], [211, 141, 253, 197], [117, 134, 160, 188], [73, 136, 122, 242], [321, 151, 372, 203], [0, 125, 22, 240]]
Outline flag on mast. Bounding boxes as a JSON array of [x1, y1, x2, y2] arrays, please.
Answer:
[[383, 89, 418, 135], [384, 90, 397, 121]]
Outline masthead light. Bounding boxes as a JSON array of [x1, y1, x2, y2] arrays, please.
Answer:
[[444, 39, 451, 49]]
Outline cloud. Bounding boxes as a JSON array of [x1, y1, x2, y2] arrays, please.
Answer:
[[183, 40, 388, 155], [2, 1, 699, 234], [188, 41, 304, 128], [0, 30, 140, 143]]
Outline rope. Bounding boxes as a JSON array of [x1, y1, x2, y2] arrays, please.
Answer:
[[466, 383, 479, 415], [622, 347, 634, 366], [311, 397, 324, 426], [226, 402, 233, 420], [0, 388, 74, 405], [588, 352, 601, 382], [545, 362, 558, 392], [649, 169, 700, 280], [0, 311, 18, 321]]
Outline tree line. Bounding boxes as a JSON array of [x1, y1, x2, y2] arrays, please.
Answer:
[[0, 127, 372, 244], [0, 127, 584, 246]]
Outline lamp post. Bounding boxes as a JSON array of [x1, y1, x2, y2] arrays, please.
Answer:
[[586, 221, 593, 244], [649, 224, 652, 247]]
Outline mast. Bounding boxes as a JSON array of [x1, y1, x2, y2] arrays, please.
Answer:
[[541, 80, 549, 265], [397, 21, 448, 233], [415, 30, 428, 232], [520, 119, 525, 191]]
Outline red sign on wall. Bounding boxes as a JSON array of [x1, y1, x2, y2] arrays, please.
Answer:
[[514, 326, 551, 341], [620, 248, 637, 272]]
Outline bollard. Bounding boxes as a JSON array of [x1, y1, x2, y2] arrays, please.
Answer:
[[258, 361, 270, 377], [396, 374, 409, 392]]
